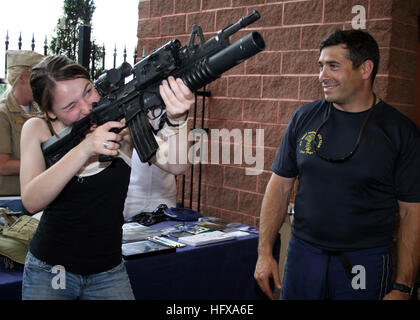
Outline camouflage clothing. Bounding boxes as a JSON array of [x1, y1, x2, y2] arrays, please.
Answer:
[[0, 90, 42, 195]]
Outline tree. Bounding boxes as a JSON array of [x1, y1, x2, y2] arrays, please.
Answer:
[[50, 0, 96, 61]]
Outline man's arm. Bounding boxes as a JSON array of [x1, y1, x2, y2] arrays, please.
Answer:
[[0, 153, 20, 175], [384, 201, 420, 300], [254, 173, 296, 300]]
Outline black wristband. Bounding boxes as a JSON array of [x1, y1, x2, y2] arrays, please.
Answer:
[[166, 111, 189, 127], [392, 282, 414, 296]]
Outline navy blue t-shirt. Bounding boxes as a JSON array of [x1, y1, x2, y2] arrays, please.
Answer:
[[271, 99, 420, 250]]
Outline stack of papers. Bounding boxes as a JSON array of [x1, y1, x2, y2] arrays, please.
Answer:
[[122, 222, 161, 242], [178, 230, 248, 247]]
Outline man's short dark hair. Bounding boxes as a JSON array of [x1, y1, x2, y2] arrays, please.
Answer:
[[320, 29, 380, 84]]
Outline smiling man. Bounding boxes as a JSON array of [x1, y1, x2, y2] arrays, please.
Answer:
[[254, 29, 420, 300]]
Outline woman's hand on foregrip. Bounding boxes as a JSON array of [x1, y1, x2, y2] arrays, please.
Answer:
[[159, 76, 194, 121], [81, 121, 125, 158]]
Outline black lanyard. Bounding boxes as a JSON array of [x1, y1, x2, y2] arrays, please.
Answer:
[[313, 94, 377, 163]]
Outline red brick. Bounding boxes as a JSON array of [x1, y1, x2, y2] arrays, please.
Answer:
[[246, 52, 281, 75], [207, 186, 238, 211], [324, 0, 369, 23], [192, 96, 211, 121], [284, 0, 323, 25], [137, 18, 160, 38], [263, 147, 277, 171], [202, 0, 231, 10], [161, 15, 186, 36], [369, 0, 393, 19], [373, 76, 388, 100], [365, 20, 393, 47], [299, 76, 323, 101], [262, 76, 299, 99], [207, 141, 244, 167], [243, 100, 278, 123], [400, 25, 418, 52], [218, 209, 241, 223], [257, 171, 273, 194], [262, 27, 301, 51], [391, 0, 418, 25], [207, 77, 228, 97], [389, 22, 418, 52], [242, 145, 272, 172], [202, 205, 221, 219], [386, 77, 415, 105], [260, 124, 286, 148], [175, 0, 201, 14], [223, 120, 259, 134], [150, 0, 173, 17], [228, 76, 262, 98], [301, 24, 344, 50], [225, 61, 245, 76], [282, 50, 319, 75], [187, 11, 216, 34], [224, 166, 258, 192], [248, 4, 283, 28], [202, 164, 224, 186], [139, 0, 150, 19], [388, 49, 418, 79], [210, 98, 243, 120], [232, 0, 265, 6], [278, 100, 300, 124], [216, 8, 249, 30], [204, 118, 226, 131], [238, 192, 263, 216]]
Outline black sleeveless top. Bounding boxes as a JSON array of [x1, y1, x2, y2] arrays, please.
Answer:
[[30, 157, 131, 275]]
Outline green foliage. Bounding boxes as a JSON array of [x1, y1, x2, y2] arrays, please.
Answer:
[[49, 0, 96, 61], [0, 83, 6, 99]]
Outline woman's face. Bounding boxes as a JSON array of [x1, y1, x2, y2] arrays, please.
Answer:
[[49, 77, 99, 126]]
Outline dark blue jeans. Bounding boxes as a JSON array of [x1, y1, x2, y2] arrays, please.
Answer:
[[282, 234, 393, 300]]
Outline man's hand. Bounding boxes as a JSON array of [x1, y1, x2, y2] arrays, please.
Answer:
[[254, 254, 282, 300]]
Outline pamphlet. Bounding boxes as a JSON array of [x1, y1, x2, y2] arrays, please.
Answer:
[[178, 230, 236, 246], [122, 240, 175, 259], [122, 222, 161, 242]]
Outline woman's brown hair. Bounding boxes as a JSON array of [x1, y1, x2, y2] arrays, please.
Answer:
[[30, 55, 91, 134], [31, 55, 91, 113]]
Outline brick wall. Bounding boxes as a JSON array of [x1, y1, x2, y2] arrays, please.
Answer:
[[137, 0, 420, 226]]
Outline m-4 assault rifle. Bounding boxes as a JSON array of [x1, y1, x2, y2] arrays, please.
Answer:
[[41, 11, 265, 167]]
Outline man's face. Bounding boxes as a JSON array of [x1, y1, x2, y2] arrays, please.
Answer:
[[318, 44, 364, 105], [21, 74, 35, 106]]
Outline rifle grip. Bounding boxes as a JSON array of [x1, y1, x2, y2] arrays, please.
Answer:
[[98, 126, 124, 163]]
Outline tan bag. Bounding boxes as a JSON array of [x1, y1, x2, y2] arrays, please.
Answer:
[[0, 208, 39, 266]]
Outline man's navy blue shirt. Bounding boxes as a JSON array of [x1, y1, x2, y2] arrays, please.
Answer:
[[271, 99, 420, 250]]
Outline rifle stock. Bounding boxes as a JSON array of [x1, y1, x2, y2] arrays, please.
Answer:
[[41, 11, 265, 167]]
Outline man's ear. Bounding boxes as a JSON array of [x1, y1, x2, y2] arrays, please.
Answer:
[[360, 59, 374, 81], [18, 73, 31, 86]]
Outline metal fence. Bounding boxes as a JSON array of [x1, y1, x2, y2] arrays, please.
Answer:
[[2, 26, 137, 81], [0, 27, 209, 212]]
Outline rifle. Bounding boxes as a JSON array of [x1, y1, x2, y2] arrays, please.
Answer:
[[41, 11, 265, 167]]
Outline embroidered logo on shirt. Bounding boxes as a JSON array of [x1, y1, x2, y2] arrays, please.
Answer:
[[298, 131, 322, 155]]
